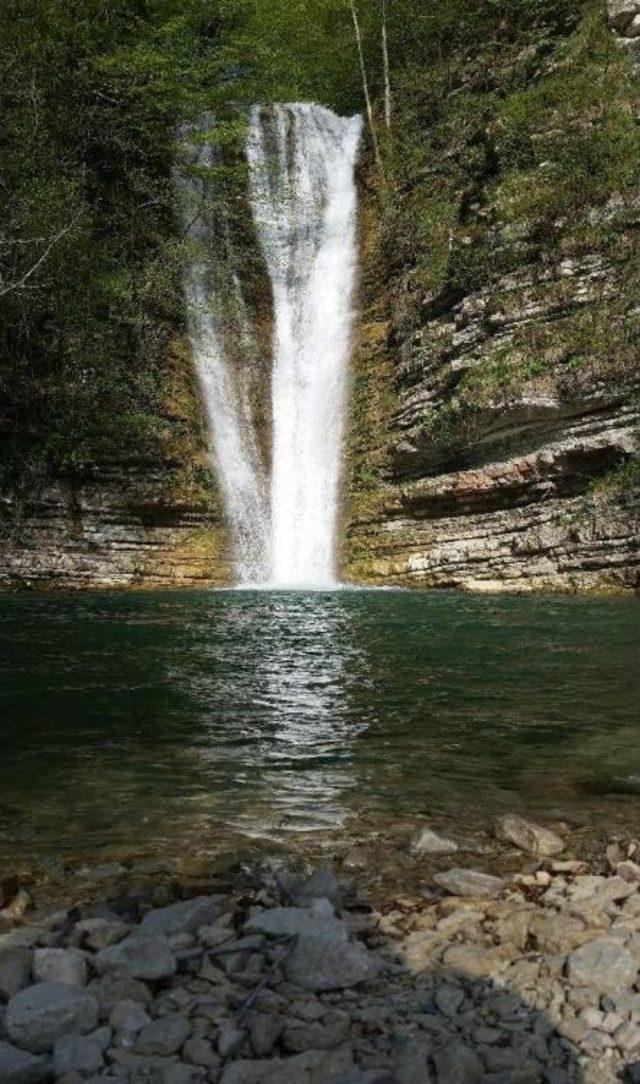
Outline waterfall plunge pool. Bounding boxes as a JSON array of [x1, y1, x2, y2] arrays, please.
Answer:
[[1, 588, 638, 876]]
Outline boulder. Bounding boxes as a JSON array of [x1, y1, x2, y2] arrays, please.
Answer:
[[0, 1040, 50, 1084], [94, 935, 176, 981], [495, 814, 564, 857], [5, 982, 99, 1053], [433, 868, 504, 899]]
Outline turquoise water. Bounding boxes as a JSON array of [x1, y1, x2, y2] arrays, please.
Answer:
[[0, 588, 638, 865]]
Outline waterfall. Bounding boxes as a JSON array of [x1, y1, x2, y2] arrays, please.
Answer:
[[247, 104, 362, 588], [180, 104, 361, 588], [178, 120, 271, 583]]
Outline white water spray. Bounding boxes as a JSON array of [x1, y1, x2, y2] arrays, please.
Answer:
[[248, 104, 362, 588], [180, 104, 361, 587]]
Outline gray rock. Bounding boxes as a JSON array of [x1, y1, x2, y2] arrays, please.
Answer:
[[412, 828, 458, 855], [53, 1034, 104, 1077], [5, 982, 99, 1053], [87, 973, 151, 1017], [109, 999, 151, 1034], [95, 936, 176, 981], [433, 1041, 483, 1083], [249, 1014, 285, 1057], [567, 937, 638, 994], [182, 1037, 220, 1068], [394, 1038, 432, 1084], [0, 946, 32, 999], [134, 1015, 191, 1057], [155, 1066, 206, 1084], [495, 815, 564, 857], [282, 1010, 350, 1053], [138, 897, 222, 938], [245, 907, 326, 939], [197, 925, 234, 949], [286, 930, 379, 991], [33, 948, 87, 988], [290, 868, 341, 908], [433, 868, 505, 899], [73, 918, 130, 951], [217, 1023, 246, 1059], [219, 1044, 354, 1084], [0, 1041, 50, 1084], [434, 983, 465, 1016]]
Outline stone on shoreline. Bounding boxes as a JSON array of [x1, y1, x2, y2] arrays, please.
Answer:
[[495, 814, 565, 857], [5, 982, 99, 1053], [0, 945, 32, 999], [32, 947, 87, 987], [139, 896, 223, 938], [567, 937, 638, 994], [411, 828, 459, 855], [94, 935, 177, 981], [433, 868, 505, 899], [0, 1040, 50, 1084]]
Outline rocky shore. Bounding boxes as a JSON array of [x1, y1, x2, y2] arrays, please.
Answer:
[[2, 817, 640, 1084]]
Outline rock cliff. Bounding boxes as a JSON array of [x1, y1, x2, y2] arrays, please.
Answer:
[[345, 0, 639, 592]]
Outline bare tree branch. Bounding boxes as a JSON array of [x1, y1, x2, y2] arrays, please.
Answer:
[[0, 214, 81, 299]]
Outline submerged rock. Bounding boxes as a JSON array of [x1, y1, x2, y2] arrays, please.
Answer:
[[411, 828, 459, 855], [433, 868, 505, 899]]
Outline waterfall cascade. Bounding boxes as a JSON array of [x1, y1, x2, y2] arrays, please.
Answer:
[[180, 104, 362, 588]]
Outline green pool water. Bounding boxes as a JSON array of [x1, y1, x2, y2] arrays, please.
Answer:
[[0, 588, 638, 866]]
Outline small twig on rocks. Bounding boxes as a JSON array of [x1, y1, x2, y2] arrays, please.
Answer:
[[234, 934, 298, 1023]]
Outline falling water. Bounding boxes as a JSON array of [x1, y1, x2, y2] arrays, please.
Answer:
[[248, 104, 362, 588], [179, 105, 361, 587], [177, 120, 271, 582]]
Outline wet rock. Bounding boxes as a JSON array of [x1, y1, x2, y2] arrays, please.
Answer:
[[0, 946, 32, 999], [139, 897, 222, 938], [95, 935, 176, 981], [0, 1040, 50, 1084], [495, 815, 564, 857], [567, 937, 638, 994], [134, 1014, 191, 1057], [5, 982, 99, 1053], [393, 1038, 432, 1083], [433, 868, 505, 899], [87, 973, 151, 1016], [411, 828, 458, 855], [53, 1034, 104, 1077], [33, 947, 87, 987]]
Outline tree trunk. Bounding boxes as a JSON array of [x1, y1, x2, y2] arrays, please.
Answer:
[[349, 0, 384, 176], [381, 0, 391, 131]]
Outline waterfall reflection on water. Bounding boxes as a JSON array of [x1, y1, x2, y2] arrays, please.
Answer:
[[175, 590, 370, 837]]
